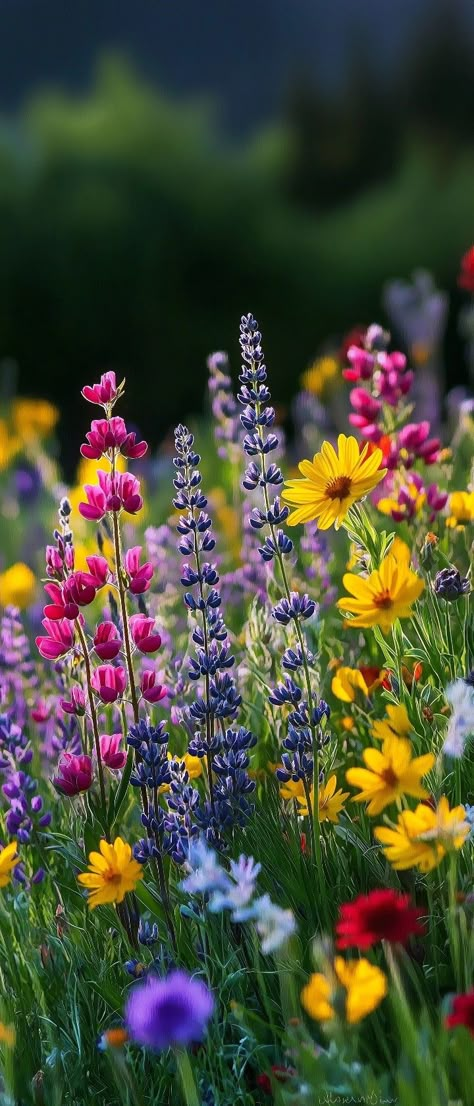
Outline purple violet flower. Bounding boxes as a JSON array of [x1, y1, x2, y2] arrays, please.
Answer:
[[125, 970, 214, 1051]]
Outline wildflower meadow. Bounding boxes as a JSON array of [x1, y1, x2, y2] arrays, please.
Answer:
[[1, 253, 474, 1106]]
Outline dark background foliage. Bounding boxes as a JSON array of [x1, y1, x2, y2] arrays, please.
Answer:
[[0, 0, 473, 469]]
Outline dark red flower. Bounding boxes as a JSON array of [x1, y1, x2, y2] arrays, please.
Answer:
[[446, 990, 474, 1036], [256, 1066, 295, 1095], [458, 246, 474, 292], [336, 889, 425, 949]]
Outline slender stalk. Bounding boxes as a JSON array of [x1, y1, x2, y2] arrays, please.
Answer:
[[75, 618, 107, 820], [175, 1049, 200, 1106]]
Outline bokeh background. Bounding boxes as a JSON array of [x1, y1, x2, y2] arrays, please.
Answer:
[[1, 0, 474, 474]]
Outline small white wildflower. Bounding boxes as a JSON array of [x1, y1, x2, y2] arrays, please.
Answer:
[[180, 839, 229, 895], [249, 894, 297, 954]]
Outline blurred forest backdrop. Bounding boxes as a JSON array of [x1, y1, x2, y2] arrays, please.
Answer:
[[0, 0, 474, 470]]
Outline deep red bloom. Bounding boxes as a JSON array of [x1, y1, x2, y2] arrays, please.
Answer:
[[458, 246, 474, 292], [82, 371, 119, 407], [93, 621, 122, 661], [336, 889, 425, 949], [129, 614, 162, 654], [53, 752, 93, 796], [446, 990, 474, 1036], [256, 1066, 295, 1094]]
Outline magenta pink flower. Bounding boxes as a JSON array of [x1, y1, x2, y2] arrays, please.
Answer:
[[129, 614, 162, 654], [45, 545, 64, 579], [91, 664, 127, 703], [81, 416, 148, 461], [99, 733, 127, 770], [140, 670, 168, 704], [53, 752, 93, 796], [60, 687, 86, 716], [84, 555, 110, 589], [124, 546, 154, 594], [30, 700, 50, 723], [79, 471, 143, 521], [426, 483, 448, 520], [343, 347, 375, 382], [398, 422, 441, 465], [36, 618, 75, 660], [93, 622, 122, 661], [43, 572, 97, 620], [82, 371, 119, 407]]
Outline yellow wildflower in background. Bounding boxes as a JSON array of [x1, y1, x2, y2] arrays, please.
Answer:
[[297, 775, 349, 823], [374, 798, 469, 872], [12, 398, 58, 442], [300, 356, 338, 397], [446, 491, 474, 528], [0, 841, 18, 887], [282, 435, 386, 529], [337, 540, 423, 633], [279, 777, 306, 802], [0, 1023, 15, 1048], [331, 666, 369, 703], [78, 837, 143, 909], [346, 737, 435, 816], [301, 957, 387, 1025], [0, 420, 20, 470], [371, 703, 411, 742], [159, 752, 203, 794], [0, 563, 36, 609]]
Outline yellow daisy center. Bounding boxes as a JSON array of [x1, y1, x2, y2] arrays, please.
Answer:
[[325, 475, 353, 501], [381, 765, 398, 787]]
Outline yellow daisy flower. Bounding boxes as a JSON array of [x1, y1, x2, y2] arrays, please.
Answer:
[[279, 777, 306, 802], [374, 798, 469, 872], [0, 841, 18, 887], [337, 541, 423, 634], [300, 356, 338, 397], [301, 957, 387, 1025], [282, 434, 386, 529], [0, 563, 36, 609], [331, 666, 370, 703], [446, 491, 474, 528], [346, 736, 435, 816], [297, 775, 349, 823], [11, 397, 59, 442], [371, 703, 411, 742], [77, 837, 143, 910]]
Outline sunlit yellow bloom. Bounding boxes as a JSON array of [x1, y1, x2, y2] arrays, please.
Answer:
[[346, 736, 434, 816], [377, 480, 425, 521], [279, 777, 306, 802], [300, 356, 338, 397], [331, 666, 369, 703], [337, 540, 423, 634], [446, 491, 474, 528], [341, 717, 355, 732], [301, 957, 387, 1025], [297, 775, 349, 823], [0, 1023, 15, 1048], [0, 419, 20, 470], [0, 841, 18, 887], [374, 798, 469, 872], [12, 398, 59, 442], [159, 752, 203, 793], [371, 703, 411, 742], [0, 563, 36, 609], [282, 435, 386, 529], [77, 837, 143, 909]]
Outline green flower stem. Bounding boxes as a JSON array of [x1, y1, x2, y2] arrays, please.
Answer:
[[175, 1049, 200, 1106], [75, 618, 107, 825]]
